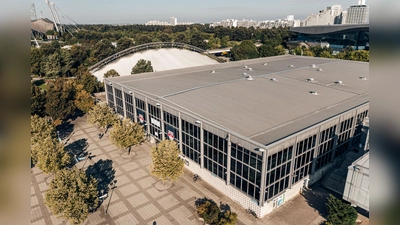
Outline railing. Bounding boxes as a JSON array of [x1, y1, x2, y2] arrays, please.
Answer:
[[88, 42, 207, 72]]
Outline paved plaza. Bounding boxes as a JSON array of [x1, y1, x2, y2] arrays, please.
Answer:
[[31, 115, 367, 225]]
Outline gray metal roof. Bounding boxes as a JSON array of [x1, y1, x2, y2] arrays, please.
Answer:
[[107, 55, 369, 146]]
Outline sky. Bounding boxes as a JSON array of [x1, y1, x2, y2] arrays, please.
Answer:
[[32, 0, 361, 24]]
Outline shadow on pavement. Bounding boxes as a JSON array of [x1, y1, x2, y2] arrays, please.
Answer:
[[65, 138, 89, 166], [85, 159, 116, 194], [302, 187, 330, 218], [56, 122, 74, 140]]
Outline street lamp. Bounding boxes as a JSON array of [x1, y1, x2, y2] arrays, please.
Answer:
[[57, 130, 61, 143], [81, 152, 92, 169], [105, 180, 117, 215]]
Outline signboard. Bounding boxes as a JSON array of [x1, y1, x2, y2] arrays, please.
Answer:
[[277, 194, 285, 207], [151, 117, 160, 127], [138, 114, 144, 123], [167, 130, 175, 140]]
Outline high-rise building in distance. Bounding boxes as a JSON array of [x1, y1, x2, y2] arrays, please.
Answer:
[[170, 17, 177, 26], [346, 3, 369, 24]]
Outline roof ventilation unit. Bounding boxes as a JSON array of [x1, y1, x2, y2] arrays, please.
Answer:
[[317, 68, 323, 72], [211, 70, 215, 73], [263, 63, 268, 66], [309, 90, 318, 95], [246, 75, 254, 81], [243, 65, 248, 69], [270, 78, 278, 82], [242, 73, 248, 76], [306, 78, 315, 82], [310, 64, 316, 68], [289, 65, 294, 68], [247, 68, 253, 71], [335, 80, 344, 85], [359, 76, 367, 80]]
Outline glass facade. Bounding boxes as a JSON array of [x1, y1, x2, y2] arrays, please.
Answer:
[[181, 119, 201, 164], [135, 97, 146, 126], [148, 103, 162, 140], [106, 84, 114, 108], [106, 85, 367, 207], [203, 131, 228, 180], [163, 111, 179, 142], [124, 92, 135, 122], [230, 143, 262, 202], [114, 89, 124, 116], [265, 146, 292, 201]]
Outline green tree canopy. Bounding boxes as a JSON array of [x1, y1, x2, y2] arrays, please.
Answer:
[[109, 118, 145, 153], [31, 84, 47, 116], [31, 114, 55, 147], [230, 40, 259, 61], [258, 44, 277, 57], [104, 69, 120, 78], [150, 140, 184, 184], [196, 200, 220, 224], [218, 210, 238, 225], [326, 194, 358, 225], [45, 168, 99, 225], [45, 78, 76, 124], [131, 59, 154, 74], [32, 137, 70, 173], [74, 84, 95, 113], [86, 102, 119, 133]]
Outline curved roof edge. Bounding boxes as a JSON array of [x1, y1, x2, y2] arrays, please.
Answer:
[[290, 24, 369, 35]]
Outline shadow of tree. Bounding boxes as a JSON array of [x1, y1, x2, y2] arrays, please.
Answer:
[[65, 138, 89, 166], [85, 159, 116, 195], [65, 108, 85, 122], [56, 122, 74, 140], [219, 201, 231, 213], [302, 187, 331, 218]]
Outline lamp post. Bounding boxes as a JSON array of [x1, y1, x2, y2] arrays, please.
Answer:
[[105, 180, 117, 215], [57, 130, 61, 143], [81, 152, 92, 169]]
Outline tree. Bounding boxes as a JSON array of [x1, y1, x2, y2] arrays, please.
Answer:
[[131, 59, 154, 74], [92, 39, 115, 61], [150, 140, 184, 184], [31, 84, 47, 116], [103, 69, 120, 78], [76, 69, 100, 94], [326, 194, 358, 225], [45, 168, 99, 225], [45, 78, 76, 124], [258, 44, 277, 57], [196, 200, 220, 224], [218, 210, 238, 225], [116, 36, 134, 52], [74, 84, 94, 113], [109, 118, 145, 154], [230, 40, 259, 61], [44, 52, 63, 77], [32, 137, 71, 173], [86, 102, 119, 134], [31, 115, 55, 148]]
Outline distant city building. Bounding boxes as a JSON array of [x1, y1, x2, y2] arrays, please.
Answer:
[[346, 3, 369, 24], [210, 16, 300, 29], [302, 5, 343, 26], [145, 17, 193, 26], [170, 17, 177, 26]]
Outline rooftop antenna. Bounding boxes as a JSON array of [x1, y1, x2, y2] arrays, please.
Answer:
[[45, 0, 60, 32]]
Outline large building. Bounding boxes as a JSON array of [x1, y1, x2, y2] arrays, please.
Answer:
[[289, 24, 369, 51], [346, 4, 369, 24], [104, 55, 369, 217]]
